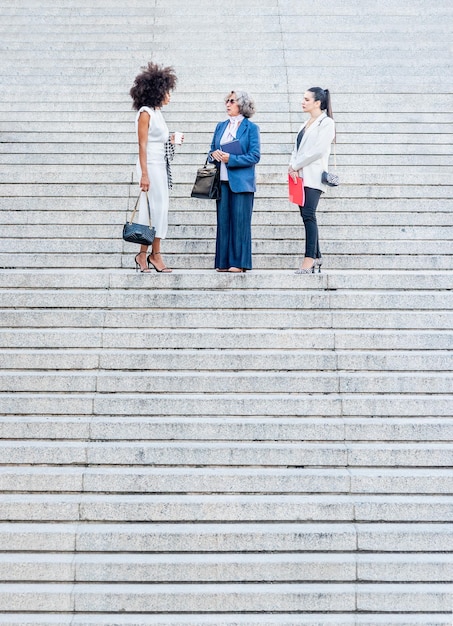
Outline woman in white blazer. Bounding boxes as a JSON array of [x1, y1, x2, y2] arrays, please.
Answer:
[[289, 87, 335, 273]]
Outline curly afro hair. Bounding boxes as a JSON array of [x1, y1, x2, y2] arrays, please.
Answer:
[[130, 62, 177, 110]]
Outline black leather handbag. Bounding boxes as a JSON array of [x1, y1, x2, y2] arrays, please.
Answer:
[[191, 158, 220, 200], [122, 192, 156, 246], [322, 171, 340, 187]]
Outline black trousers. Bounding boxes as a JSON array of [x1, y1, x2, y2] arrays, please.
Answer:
[[299, 186, 322, 259]]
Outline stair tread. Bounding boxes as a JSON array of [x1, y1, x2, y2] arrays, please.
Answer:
[[1, 0, 452, 620]]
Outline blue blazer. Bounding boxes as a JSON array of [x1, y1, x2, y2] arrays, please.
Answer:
[[209, 118, 260, 193]]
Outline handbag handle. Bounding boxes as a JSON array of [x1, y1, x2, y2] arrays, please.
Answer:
[[332, 137, 337, 172], [320, 116, 337, 173], [128, 191, 152, 227]]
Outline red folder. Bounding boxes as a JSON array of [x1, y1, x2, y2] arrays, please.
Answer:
[[288, 175, 304, 206]]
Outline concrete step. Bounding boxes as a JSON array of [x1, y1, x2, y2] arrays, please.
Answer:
[[2, 119, 452, 135], [1, 50, 451, 71], [0, 288, 451, 312], [2, 493, 452, 523], [1, 109, 452, 124], [1, 240, 452, 261], [1, 0, 450, 15], [0, 466, 452, 494], [0, 582, 451, 613], [1, 329, 450, 353], [0, 614, 450, 626], [0, 370, 450, 395], [3, 252, 451, 270], [1, 92, 452, 111], [2, 9, 450, 28], [2, 183, 451, 200], [1, 72, 450, 93], [1, 416, 452, 442], [1, 348, 451, 372], [1, 153, 452, 169], [3, 308, 448, 329], [1, 196, 450, 213], [0, 441, 452, 467], [0, 615, 452, 626], [1, 552, 451, 583], [3, 83, 452, 98], [3, 224, 452, 243], [0, 269, 451, 290], [1, 137, 452, 157], [1, 392, 451, 417], [2, 129, 451, 147], [0, 521, 451, 552], [0, 327, 328, 349]]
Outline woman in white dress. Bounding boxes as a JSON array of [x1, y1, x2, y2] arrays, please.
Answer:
[[129, 62, 181, 272]]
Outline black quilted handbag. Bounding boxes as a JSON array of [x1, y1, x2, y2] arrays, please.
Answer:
[[191, 158, 220, 200], [322, 171, 340, 187], [122, 192, 156, 246]]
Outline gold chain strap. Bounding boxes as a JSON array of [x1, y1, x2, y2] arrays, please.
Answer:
[[128, 191, 152, 227]]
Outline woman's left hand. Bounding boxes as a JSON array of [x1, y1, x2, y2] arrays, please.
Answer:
[[170, 133, 184, 145], [211, 150, 229, 163]]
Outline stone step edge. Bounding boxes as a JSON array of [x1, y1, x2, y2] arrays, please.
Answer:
[[0, 613, 449, 625]]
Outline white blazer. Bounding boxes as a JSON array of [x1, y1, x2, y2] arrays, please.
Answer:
[[289, 112, 335, 192]]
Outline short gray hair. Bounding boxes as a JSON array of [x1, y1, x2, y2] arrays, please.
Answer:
[[226, 90, 256, 118]]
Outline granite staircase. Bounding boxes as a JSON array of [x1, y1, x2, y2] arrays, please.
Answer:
[[0, 1, 452, 624]]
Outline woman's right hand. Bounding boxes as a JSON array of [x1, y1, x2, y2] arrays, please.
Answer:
[[288, 167, 298, 183], [140, 174, 150, 191], [211, 150, 223, 162]]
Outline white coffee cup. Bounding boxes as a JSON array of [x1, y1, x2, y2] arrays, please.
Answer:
[[174, 131, 183, 145]]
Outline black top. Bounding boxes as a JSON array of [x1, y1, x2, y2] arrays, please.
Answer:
[[296, 127, 305, 150]]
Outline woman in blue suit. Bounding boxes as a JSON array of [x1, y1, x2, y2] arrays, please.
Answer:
[[209, 91, 260, 272]]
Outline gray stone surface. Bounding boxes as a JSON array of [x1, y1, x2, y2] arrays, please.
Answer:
[[0, 613, 451, 626], [2, 552, 452, 584], [70, 583, 356, 613], [2, 494, 452, 523], [61, 522, 356, 553], [2, 440, 453, 468], [0, 0, 452, 622]]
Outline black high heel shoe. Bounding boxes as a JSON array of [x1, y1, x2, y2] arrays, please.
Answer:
[[295, 259, 317, 274], [147, 253, 173, 273], [135, 253, 151, 273]]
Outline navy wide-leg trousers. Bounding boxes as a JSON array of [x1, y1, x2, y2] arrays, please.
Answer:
[[215, 182, 254, 270]]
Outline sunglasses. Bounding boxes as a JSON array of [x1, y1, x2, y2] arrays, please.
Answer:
[[225, 98, 237, 104]]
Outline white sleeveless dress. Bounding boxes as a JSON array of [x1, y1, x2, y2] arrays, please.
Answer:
[[135, 106, 169, 239]]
